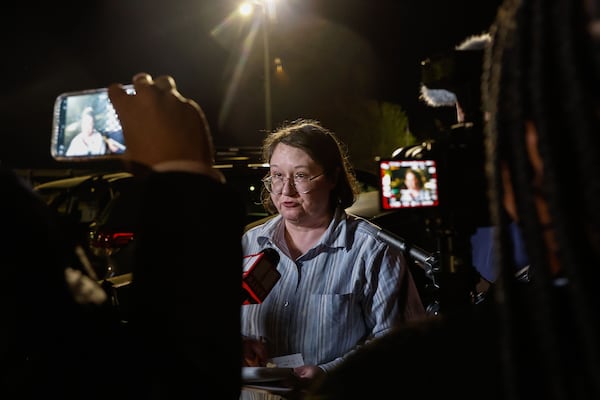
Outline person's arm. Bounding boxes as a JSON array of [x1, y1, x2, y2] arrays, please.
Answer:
[[130, 171, 245, 396], [108, 73, 245, 397]]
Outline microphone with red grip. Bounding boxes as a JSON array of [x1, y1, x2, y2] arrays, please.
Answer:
[[242, 248, 281, 305]]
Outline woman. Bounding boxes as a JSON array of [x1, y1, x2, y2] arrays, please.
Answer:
[[241, 118, 426, 389]]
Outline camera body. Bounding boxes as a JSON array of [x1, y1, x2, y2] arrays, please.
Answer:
[[378, 123, 490, 230], [51, 85, 134, 161]]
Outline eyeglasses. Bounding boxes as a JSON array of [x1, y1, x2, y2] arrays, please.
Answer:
[[262, 172, 324, 194]]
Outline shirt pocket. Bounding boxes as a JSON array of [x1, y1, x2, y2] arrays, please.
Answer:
[[310, 292, 359, 325]]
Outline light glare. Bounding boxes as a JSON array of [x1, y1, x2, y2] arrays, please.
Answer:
[[239, 2, 254, 17]]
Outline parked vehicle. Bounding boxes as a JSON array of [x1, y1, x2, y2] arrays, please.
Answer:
[[33, 151, 268, 268]]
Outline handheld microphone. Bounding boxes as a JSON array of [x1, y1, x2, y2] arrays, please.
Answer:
[[242, 248, 281, 305]]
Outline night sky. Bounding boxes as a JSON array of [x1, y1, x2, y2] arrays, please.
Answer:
[[1, 0, 501, 169]]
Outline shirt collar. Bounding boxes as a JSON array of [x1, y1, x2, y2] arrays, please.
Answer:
[[256, 207, 350, 253]]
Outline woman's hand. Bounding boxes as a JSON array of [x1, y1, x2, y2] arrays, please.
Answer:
[[242, 337, 270, 367], [293, 365, 325, 389]]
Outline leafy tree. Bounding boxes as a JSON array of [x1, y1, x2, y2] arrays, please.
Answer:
[[326, 97, 416, 173]]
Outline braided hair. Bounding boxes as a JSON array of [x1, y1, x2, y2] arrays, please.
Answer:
[[482, 0, 600, 398]]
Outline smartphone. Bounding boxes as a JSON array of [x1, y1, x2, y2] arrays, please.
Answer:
[[51, 85, 135, 161], [379, 159, 439, 210]]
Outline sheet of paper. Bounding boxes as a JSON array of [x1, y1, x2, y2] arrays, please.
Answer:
[[269, 353, 304, 368]]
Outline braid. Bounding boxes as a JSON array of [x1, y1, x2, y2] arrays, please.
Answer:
[[482, 1, 523, 398], [484, 0, 600, 398], [547, 0, 600, 392], [526, 1, 572, 397]]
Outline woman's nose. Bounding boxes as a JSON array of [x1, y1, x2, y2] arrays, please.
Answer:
[[281, 177, 298, 195]]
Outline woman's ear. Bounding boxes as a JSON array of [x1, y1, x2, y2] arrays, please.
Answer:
[[331, 167, 341, 185]]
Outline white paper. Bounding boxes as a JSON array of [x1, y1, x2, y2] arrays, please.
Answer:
[[269, 353, 304, 368]]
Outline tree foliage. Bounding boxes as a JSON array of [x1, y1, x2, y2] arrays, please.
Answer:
[[327, 98, 416, 173]]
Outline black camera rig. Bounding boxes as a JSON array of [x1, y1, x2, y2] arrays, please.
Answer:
[[378, 40, 493, 315]]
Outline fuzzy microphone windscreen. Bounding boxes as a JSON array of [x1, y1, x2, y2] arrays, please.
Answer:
[[419, 32, 491, 112], [419, 85, 458, 107]]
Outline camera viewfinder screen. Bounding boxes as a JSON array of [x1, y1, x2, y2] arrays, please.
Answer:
[[379, 159, 439, 210]]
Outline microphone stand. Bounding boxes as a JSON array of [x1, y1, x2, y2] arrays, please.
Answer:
[[429, 223, 480, 315], [373, 226, 440, 314], [375, 227, 439, 275], [373, 223, 480, 316]]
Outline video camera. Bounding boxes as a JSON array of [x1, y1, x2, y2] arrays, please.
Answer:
[[379, 38, 491, 233], [377, 39, 492, 314]]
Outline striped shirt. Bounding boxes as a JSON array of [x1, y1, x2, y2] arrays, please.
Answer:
[[241, 208, 426, 372]]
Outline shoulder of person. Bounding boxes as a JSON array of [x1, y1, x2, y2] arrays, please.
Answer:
[[243, 214, 280, 235], [344, 213, 387, 242]]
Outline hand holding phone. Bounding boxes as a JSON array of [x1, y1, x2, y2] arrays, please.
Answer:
[[53, 73, 224, 182], [107, 73, 223, 181]]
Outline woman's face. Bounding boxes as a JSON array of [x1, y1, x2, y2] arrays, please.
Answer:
[[268, 143, 335, 225], [405, 171, 419, 190], [81, 113, 95, 135]]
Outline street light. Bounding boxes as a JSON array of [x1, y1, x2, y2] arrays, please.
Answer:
[[239, 0, 277, 132]]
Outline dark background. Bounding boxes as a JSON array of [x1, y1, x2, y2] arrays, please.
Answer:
[[1, 0, 502, 169]]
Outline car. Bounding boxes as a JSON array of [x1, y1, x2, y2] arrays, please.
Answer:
[[33, 171, 135, 279], [31, 149, 269, 264], [34, 171, 134, 232]]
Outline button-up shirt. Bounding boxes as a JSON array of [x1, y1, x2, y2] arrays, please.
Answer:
[[241, 208, 425, 372]]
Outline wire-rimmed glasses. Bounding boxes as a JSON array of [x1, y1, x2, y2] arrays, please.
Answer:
[[262, 172, 324, 194]]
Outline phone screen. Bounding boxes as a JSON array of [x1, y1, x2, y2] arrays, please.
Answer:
[[379, 159, 439, 210], [51, 85, 134, 161]]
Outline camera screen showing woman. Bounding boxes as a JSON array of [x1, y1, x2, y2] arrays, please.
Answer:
[[380, 159, 439, 209]]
